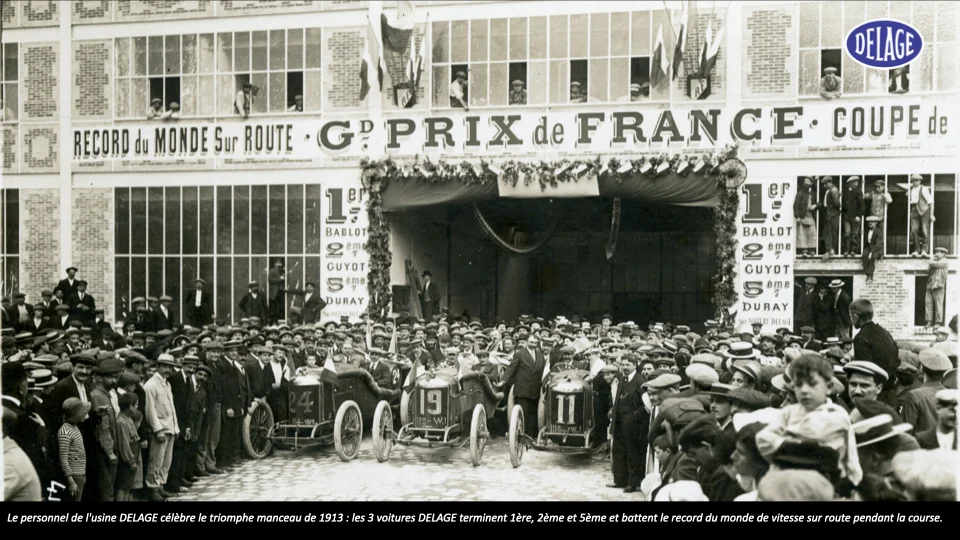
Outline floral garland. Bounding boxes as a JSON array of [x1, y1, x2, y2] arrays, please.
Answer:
[[361, 144, 742, 323]]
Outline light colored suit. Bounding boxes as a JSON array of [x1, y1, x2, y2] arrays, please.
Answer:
[[144, 373, 179, 489]]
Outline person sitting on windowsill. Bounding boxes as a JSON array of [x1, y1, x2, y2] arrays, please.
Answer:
[[147, 98, 165, 119], [166, 102, 180, 120], [287, 94, 303, 112]]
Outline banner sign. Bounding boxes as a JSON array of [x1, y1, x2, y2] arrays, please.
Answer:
[[71, 100, 954, 171], [735, 177, 795, 333], [320, 171, 370, 322]]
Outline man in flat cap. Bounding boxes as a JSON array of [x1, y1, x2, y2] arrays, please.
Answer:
[[144, 354, 179, 501], [908, 173, 933, 257], [25, 304, 51, 335], [44, 351, 98, 499], [509, 79, 526, 105], [609, 353, 649, 493], [569, 81, 586, 103], [68, 280, 97, 328], [285, 282, 327, 325], [915, 389, 957, 450], [239, 281, 269, 322], [820, 176, 841, 259], [167, 355, 198, 494], [184, 278, 213, 329], [794, 277, 819, 333], [449, 70, 469, 109], [183, 360, 210, 482], [90, 357, 124, 500], [924, 246, 949, 328], [56, 266, 80, 300], [819, 66, 842, 99], [147, 97, 165, 119], [862, 216, 884, 281], [900, 348, 952, 433], [844, 360, 888, 403], [287, 94, 303, 112], [841, 176, 864, 256], [9, 292, 32, 332]]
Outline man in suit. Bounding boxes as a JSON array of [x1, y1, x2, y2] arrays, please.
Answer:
[[44, 351, 99, 500], [915, 389, 957, 450], [196, 341, 226, 476], [500, 333, 546, 438], [850, 298, 900, 409], [285, 282, 326, 324], [263, 347, 291, 423], [799, 326, 822, 351], [821, 176, 842, 258], [183, 363, 209, 483], [828, 280, 852, 338], [51, 304, 71, 330], [154, 295, 176, 331], [9, 293, 33, 332], [267, 259, 285, 325], [166, 356, 197, 494], [608, 354, 649, 493], [143, 354, 179, 501], [365, 348, 396, 390], [794, 277, 818, 332], [239, 281, 269, 321], [2, 362, 54, 496], [217, 343, 249, 470], [420, 271, 441, 322], [862, 216, 884, 281], [909, 173, 933, 256], [56, 266, 80, 300], [25, 305, 51, 335], [244, 345, 271, 404], [68, 280, 96, 327], [183, 278, 213, 329], [89, 358, 122, 501], [842, 176, 865, 256]]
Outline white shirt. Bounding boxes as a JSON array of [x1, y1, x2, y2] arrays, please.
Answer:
[[161, 305, 169, 318], [195, 291, 202, 307], [449, 80, 465, 101], [74, 377, 88, 403], [937, 430, 957, 450], [109, 389, 120, 415], [60, 315, 69, 325], [910, 184, 931, 205], [304, 292, 312, 304], [270, 361, 283, 384]]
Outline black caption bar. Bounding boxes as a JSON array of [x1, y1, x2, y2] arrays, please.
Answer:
[[2, 502, 953, 530]]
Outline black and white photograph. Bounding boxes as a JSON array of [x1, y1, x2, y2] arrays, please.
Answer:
[[1, 0, 958, 522]]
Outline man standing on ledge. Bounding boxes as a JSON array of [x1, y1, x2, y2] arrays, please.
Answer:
[[420, 271, 440, 322], [268, 259, 285, 325]]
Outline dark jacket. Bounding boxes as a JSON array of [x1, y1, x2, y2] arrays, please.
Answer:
[[852, 321, 899, 382], [502, 347, 546, 399], [55, 278, 80, 300], [67, 292, 96, 326], [153, 306, 175, 331], [183, 289, 214, 328], [285, 289, 327, 324], [168, 371, 194, 433], [842, 187, 865, 219], [915, 428, 956, 450], [238, 292, 268, 320]]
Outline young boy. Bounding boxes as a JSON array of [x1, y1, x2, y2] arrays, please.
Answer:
[[755, 353, 862, 487], [115, 393, 142, 502], [652, 435, 676, 477], [57, 397, 90, 501]]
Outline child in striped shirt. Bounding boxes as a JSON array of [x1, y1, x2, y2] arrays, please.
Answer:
[[58, 397, 90, 501]]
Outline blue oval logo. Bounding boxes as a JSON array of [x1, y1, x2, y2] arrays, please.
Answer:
[[845, 19, 923, 69]]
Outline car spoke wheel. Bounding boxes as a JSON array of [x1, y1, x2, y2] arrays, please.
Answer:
[[242, 401, 274, 459], [469, 404, 487, 467], [508, 404, 524, 468], [372, 400, 394, 463], [334, 400, 363, 462]]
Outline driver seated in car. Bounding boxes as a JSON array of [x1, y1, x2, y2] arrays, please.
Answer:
[[364, 348, 395, 390], [471, 350, 502, 384]]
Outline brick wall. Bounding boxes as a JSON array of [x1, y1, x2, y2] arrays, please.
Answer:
[[73, 0, 112, 24], [115, 0, 213, 22], [20, 0, 59, 27], [674, 9, 727, 101], [742, 4, 798, 98], [72, 189, 115, 321], [22, 43, 59, 121], [380, 28, 427, 109], [73, 41, 113, 120], [219, 0, 320, 17], [325, 28, 364, 110], [796, 258, 960, 342], [2, 126, 18, 173], [21, 125, 59, 173], [20, 189, 60, 297]]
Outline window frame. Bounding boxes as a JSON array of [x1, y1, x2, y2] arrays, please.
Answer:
[[1, 42, 18, 124], [1, 189, 20, 299]]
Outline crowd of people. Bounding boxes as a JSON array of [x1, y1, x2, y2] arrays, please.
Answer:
[[2, 267, 958, 503]]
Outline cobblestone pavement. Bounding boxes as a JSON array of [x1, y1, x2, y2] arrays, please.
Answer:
[[175, 434, 642, 502]]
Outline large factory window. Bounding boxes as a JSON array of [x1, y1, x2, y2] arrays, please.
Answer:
[[1, 43, 18, 122], [0, 189, 19, 300], [114, 185, 324, 326]]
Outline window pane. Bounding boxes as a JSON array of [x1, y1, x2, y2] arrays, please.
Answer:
[[270, 30, 285, 70], [233, 257, 249, 324], [234, 186, 249, 255], [217, 74, 233, 115], [799, 49, 820, 95], [590, 13, 609, 58], [182, 34, 197, 74], [199, 186, 214, 254], [269, 71, 285, 112], [285, 256, 304, 321], [217, 32, 233, 73], [182, 187, 198, 255], [115, 257, 129, 320], [631, 12, 650, 56], [432, 21, 449, 64], [269, 185, 285, 254], [131, 188, 147, 254], [529, 16, 547, 60], [148, 187, 164, 255], [199, 34, 214, 73], [433, 65, 449, 107], [610, 57, 630, 101], [305, 256, 321, 293], [165, 35, 180, 75], [181, 76, 197, 115], [116, 38, 130, 77], [510, 18, 527, 61], [131, 258, 146, 300], [287, 184, 304, 254], [181, 257, 198, 309], [549, 60, 567, 104], [866, 67, 887, 94], [821, 1, 842, 47], [937, 44, 957, 91], [800, 2, 820, 48], [490, 19, 507, 62], [469, 63, 487, 106], [305, 28, 322, 69], [134, 37, 147, 76], [250, 257, 268, 298], [452, 20, 468, 63], [288, 28, 304, 70], [164, 257, 180, 319], [132, 78, 148, 118], [550, 15, 568, 58], [3, 84, 17, 121], [489, 62, 508, 106], [149, 257, 163, 297], [570, 14, 588, 58], [149, 36, 163, 76], [251, 72, 268, 113], [217, 257, 232, 324], [938, 1, 957, 41], [235, 31, 250, 72], [887, 175, 909, 254], [165, 187, 180, 255], [471, 20, 488, 62], [912, 49, 933, 91], [528, 61, 547, 105], [199, 257, 214, 316], [933, 174, 957, 255], [251, 186, 268, 254], [198, 75, 214, 115], [116, 189, 130, 255], [305, 184, 322, 253], [252, 31, 268, 71], [611, 12, 629, 56], [217, 186, 232, 254], [304, 70, 320, 111], [912, 1, 933, 44], [843, 54, 864, 94], [589, 58, 609, 102]]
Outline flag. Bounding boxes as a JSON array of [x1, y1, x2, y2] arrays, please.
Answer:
[[402, 355, 425, 393], [488, 351, 512, 368], [672, 1, 688, 81], [387, 325, 397, 355], [360, 1, 385, 101], [381, 1, 415, 53], [412, 15, 427, 89], [541, 357, 552, 385], [321, 348, 339, 386], [651, 9, 671, 90], [700, 21, 724, 78], [698, 20, 711, 78], [365, 319, 373, 350]]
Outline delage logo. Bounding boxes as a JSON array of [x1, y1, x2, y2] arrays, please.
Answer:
[[845, 19, 923, 69]]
